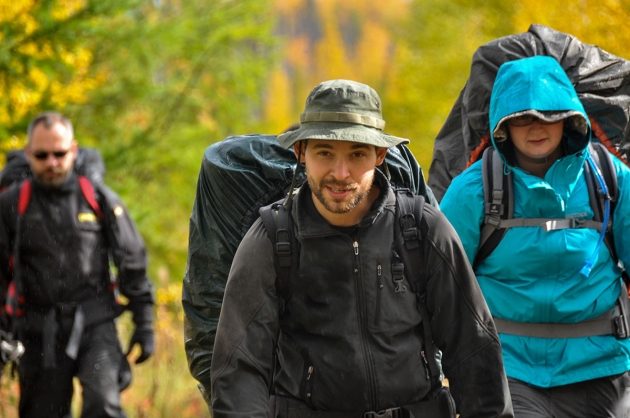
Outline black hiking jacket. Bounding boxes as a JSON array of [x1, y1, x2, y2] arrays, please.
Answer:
[[210, 174, 512, 417], [0, 174, 153, 336]]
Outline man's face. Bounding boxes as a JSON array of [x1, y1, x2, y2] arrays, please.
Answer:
[[25, 122, 77, 187], [296, 139, 387, 226]]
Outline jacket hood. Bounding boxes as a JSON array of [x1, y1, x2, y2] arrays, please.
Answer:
[[489, 55, 591, 164]]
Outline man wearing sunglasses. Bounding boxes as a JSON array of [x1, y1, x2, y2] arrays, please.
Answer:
[[0, 112, 155, 418], [25, 115, 78, 187]]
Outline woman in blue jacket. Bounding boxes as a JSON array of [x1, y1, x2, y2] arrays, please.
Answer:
[[441, 55, 630, 417]]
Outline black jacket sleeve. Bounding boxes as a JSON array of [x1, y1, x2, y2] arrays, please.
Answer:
[[422, 204, 513, 418], [210, 219, 280, 417], [98, 185, 154, 324]]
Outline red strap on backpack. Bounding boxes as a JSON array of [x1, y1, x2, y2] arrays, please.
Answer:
[[5, 281, 24, 316], [17, 179, 32, 216], [5, 177, 103, 318], [5, 180, 32, 317], [78, 176, 103, 219], [467, 135, 491, 168], [15, 177, 101, 218]]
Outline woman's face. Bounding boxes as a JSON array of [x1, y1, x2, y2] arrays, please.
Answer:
[[507, 116, 564, 161]]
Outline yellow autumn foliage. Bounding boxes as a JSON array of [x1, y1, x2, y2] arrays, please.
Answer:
[[267, 0, 410, 135], [513, 0, 630, 57], [0, 0, 105, 138]]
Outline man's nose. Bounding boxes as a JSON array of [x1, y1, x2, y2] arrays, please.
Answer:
[[44, 155, 60, 164], [331, 159, 350, 179]]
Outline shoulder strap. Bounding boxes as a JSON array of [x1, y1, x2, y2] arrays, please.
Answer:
[[259, 201, 298, 305], [78, 176, 103, 219], [475, 147, 512, 268], [587, 142, 629, 288], [393, 189, 442, 389], [6, 180, 32, 321], [17, 179, 32, 216], [587, 142, 617, 240], [475, 145, 616, 268], [16, 176, 102, 218]]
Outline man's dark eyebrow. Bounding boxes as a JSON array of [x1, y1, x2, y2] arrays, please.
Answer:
[[310, 142, 371, 150], [310, 142, 333, 149]]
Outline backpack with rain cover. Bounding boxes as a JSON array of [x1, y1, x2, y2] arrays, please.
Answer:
[[429, 24, 630, 201], [182, 134, 437, 399]]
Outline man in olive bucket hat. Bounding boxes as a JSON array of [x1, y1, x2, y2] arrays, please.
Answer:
[[210, 79, 513, 417]]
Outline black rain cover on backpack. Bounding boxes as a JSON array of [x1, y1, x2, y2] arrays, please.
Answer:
[[428, 24, 630, 201], [182, 133, 435, 395], [0, 147, 105, 190]]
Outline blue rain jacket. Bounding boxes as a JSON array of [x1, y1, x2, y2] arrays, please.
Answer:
[[441, 55, 630, 387]]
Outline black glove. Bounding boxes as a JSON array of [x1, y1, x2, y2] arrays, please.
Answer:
[[126, 302, 154, 364], [126, 326, 154, 364]]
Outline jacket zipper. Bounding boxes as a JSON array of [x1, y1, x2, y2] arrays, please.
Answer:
[[352, 238, 378, 409], [420, 349, 431, 381], [304, 364, 314, 406], [375, 263, 383, 324]]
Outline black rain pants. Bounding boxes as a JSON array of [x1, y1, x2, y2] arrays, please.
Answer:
[[18, 320, 127, 418]]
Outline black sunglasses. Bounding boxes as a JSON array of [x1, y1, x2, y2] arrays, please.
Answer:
[[32, 150, 71, 160]]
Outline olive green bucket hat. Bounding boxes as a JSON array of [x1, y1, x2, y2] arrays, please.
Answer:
[[277, 79, 409, 149]]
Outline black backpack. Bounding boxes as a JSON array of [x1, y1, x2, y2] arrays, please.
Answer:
[[259, 188, 443, 390]]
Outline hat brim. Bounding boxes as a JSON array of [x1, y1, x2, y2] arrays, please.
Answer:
[[277, 122, 409, 149], [493, 110, 588, 142]]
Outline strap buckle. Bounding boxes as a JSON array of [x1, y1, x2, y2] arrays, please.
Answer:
[[400, 214, 418, 241], [363, 407, 403, 418], [613, 315, 628, 339], [391, 263, 407, 293]]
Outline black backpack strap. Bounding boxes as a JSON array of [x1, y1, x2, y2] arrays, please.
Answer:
[[587, 143, 618, 255], [587, 142, 629, 289], [394, 189, 442, 389], [475, 147, 513, 269], [259, 201, 298, 305]]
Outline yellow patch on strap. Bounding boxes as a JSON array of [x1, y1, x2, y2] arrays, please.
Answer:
[[78, 212, 97, 223], [113, 206, 124, 217]]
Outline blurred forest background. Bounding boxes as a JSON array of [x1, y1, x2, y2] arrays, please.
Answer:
[[0, 0, 628, 416]]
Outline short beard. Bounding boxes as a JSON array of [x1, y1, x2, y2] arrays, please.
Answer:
[[35, 168, 71, 188], [310, 178, 370, 214]]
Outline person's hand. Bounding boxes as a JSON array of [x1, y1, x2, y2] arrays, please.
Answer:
[[126, 327, 154, 364]]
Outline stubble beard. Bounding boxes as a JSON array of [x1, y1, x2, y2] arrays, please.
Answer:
[[35, 167, 71, 188], [309, 177, 371, 214]]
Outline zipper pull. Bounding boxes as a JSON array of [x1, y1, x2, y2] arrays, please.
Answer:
[[377, 264, 383, 289], [306, 365, 314, 400], [420, 350, 430, 380], [353, 241, 359, 256]]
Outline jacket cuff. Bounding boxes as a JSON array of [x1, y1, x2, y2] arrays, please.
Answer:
[[130, 303, 154, 328]]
